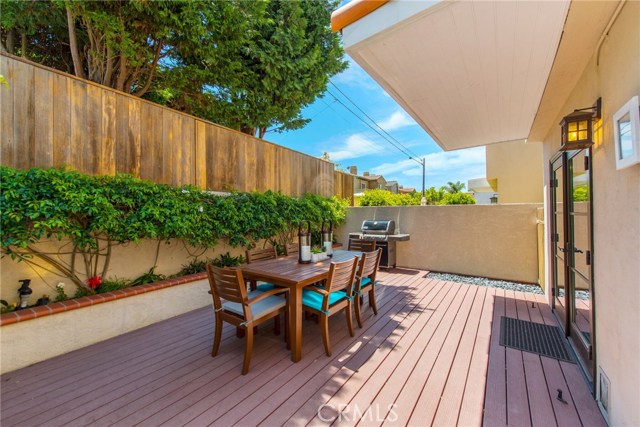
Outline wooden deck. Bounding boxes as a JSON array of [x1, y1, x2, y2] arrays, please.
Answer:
[[0, 269, 606, 427]]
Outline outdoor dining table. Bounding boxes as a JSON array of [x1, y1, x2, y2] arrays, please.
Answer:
[[239, 249, 362, 362]]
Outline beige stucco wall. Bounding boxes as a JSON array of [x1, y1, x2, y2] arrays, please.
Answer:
[[338, 205, 541, 283], [486, 140, 544, 203], [539, 2, 640, 425], [0, 278, 211, 374], [0, 239, 244, 305]]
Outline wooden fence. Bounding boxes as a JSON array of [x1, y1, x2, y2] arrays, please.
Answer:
[[0, 54, 353, 201]]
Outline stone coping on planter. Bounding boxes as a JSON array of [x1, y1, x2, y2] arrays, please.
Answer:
[[0, 272, 208, 326]]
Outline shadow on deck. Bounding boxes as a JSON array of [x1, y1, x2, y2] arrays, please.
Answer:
[[0, 269, 605, 426]]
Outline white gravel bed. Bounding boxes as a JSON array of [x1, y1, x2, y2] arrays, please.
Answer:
[[426, 272, 544, 294]]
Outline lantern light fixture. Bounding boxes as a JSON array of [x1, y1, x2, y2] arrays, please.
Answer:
[[559, 98, 602, 151], [17, 279, 32, 309], [321, 219, 333, 257], [298, 221, 312, 264]]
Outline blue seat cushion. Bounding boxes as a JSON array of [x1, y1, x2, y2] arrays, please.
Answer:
[[256, 282, 276, 292], [361, 277, 372, 287], [222, 290, 286, 320], [302, 288, 349, 314]]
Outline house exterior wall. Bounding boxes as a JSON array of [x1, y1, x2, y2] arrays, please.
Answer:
[[486, 140, 544, 203], [354, 176, 368, 192], [337, 205, 541, 283], [540, 3, 639, 425]]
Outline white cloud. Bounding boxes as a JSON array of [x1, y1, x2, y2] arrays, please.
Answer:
[[371, 146, 486, 188], [378, 110, 417, 131], [327, 134, 385, 161]]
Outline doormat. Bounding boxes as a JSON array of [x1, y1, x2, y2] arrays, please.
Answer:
[[499, 316, 575, 363]]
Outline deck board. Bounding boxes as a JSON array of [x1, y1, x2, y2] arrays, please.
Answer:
[[483, 289, 508, 427], [426, 286, 487, 427], [456, 287, 496, 427], [0, 270, 605, 427]]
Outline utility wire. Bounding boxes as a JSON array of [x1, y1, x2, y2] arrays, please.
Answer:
[[326, 88, 423, 166], [329, 82, 423, 164]]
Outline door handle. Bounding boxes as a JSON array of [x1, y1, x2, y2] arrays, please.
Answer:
[[558, 246, 567, 253], [573, 248, 584, 254]]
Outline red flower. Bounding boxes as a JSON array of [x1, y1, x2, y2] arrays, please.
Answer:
[[86, 276, 102, 290]]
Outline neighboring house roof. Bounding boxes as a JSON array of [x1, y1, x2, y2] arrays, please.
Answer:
[[357, 175, 383, 181], [398, 187, 416, 194]]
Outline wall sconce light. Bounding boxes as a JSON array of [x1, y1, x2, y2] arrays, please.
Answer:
[[490, 194, 498, 204], [559, 98, 602, 151]]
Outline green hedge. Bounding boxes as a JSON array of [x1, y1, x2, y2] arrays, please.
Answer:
[[358, 188, 476, 206], [0, 166, 348, 291]]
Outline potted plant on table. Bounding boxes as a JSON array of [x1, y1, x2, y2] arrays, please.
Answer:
[[310, 246, 328, 263]]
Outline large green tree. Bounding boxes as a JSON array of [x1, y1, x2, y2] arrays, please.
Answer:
[[0, 0, 345, 137], [171, 0, 347, 137]]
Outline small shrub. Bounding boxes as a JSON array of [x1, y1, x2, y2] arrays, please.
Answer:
[[97, 278, 131, 293], [54, 283, 69, 302], [211, 252, 245, 268], [437, 193, 476, 205], [1, 300, 16, 314], [178, 258, 208, 275], [74, 287, 92, 299], [130, 267, 166, 286]]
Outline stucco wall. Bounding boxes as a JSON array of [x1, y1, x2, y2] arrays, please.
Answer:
[[486, 140, 544, 203], [0, 278, 211, 374], [337, 205, 541, 283], [539, 2, 640, 425], [1, 239, 244, 306]]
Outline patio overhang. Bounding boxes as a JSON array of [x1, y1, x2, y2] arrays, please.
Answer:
[[333, 1, 622, 151]]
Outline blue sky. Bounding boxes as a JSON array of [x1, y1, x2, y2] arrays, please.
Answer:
[[266, 57, 486, 191]]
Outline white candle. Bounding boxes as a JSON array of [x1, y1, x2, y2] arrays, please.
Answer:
[[301, 245, 311, 262]]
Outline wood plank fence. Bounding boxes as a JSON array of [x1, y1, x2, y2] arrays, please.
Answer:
[[0, 54, 353, 202]]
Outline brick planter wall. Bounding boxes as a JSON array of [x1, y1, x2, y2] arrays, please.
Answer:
[[0, 273, 211, 374]]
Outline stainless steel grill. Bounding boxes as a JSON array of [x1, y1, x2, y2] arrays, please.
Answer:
[[349, 220, 410, 268]]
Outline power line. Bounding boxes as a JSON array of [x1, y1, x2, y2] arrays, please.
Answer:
[[326, 88, 423, 166], [329, 81, 423, 163], [328, 81, 427, 204]]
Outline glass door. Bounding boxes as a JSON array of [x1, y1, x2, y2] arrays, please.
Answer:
[[551, 155, 567, 326], [550, 149, 595, 381]]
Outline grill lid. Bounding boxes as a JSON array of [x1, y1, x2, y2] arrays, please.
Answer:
[[361, 220, 395, 234]]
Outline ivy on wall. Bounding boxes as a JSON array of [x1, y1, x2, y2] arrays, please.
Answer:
[[0, 166, 348, 292]]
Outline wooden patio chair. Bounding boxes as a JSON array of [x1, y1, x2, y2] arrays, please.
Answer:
[[348, 238, 377, 252], [354, 248, 382, 328], [206, 264, 288, 375], [245, 246, 278, 291], [284, 243, 299, 257], [302, 256, 358, 357]]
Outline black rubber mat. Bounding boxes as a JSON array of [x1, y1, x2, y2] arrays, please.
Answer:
[[499, 316, 575, 363]]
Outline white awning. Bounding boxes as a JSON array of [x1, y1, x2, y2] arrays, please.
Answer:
[[338, 0, 570, 151]]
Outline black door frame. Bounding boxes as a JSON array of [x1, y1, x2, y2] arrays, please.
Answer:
[[549, 148, 596, 384]]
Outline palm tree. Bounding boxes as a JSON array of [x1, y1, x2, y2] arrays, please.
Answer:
[[445, 181, 466, 194]]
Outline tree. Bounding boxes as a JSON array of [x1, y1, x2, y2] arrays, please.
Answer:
[[444, 181, 466, 194], [163, 0, 347, 138], [2, 0, 345, 138]]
